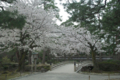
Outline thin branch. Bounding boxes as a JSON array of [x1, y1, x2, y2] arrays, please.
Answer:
[[71, 32, 90, 48], [0, 6, 4, 11], [92, 0, 107, 14]]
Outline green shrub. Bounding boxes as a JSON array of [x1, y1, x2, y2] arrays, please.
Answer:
[[2, 64, 9, 70], [1, 63, 18, 71], [98, 60, 120, 71], [25, 62, 29, 65], [1, 56, 18, 71], [2, 63, 18, 70], [1, 56, 11, 70], [2, 56, 11, 64], [24, 65, 31, 71], [10, 63, 18, 68], [24, 65, 50, 72], [43, 65, 50, 70], [37, 65, 50, 72]]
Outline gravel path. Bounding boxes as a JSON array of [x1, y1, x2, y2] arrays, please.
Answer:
[[14, 63, 120, 80]]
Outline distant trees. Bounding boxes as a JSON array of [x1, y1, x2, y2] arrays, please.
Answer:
[[60, 26, 107, 68], [62, 0, 120, 55]]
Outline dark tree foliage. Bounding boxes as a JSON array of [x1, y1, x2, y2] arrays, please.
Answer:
[[0, 0, 16, 3], [0, 10, 26, 29], [43, 0, 61, 21], [0, 0, 26, 29], [62, 0, 120, 55], [101, 0, 120, 54], [102, 0, 120, 34], [63, 0, 107, 32]]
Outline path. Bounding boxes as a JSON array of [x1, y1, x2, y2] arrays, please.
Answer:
[[13, 63, 120, 80], [48, 64, 75, 73]]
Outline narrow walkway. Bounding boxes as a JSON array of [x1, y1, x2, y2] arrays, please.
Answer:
[[14, 63, 120, 80], [48, 63, 75, 73]]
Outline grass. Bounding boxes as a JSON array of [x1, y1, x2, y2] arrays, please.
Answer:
[[0, 71, 30, 80]]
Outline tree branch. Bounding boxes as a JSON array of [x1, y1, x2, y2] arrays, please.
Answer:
[[0, 6, 4, 11], [92, 0, 107, 14]]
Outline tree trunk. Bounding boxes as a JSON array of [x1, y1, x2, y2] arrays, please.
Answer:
[[16, 50, 20, 62], [91, 50, 100, 72], [91, 50, 97, 67], [10, 52, 15, 62], [42, 50, 45, 64], [99, 53, 102, 61], [17, 50, 27, 71], [28, 52, 31, 65], [64, 53, 66, 61], [87, 54, 89, 60]]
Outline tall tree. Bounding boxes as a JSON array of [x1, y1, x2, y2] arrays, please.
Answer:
[[0, 0, 25, 29], [101, 0, 120, 54], [41, 0, 61, 21], [0, 0, 59, 71], [59, 26, 107, 68], [62, 0, 120, 55], [62, 0, 107, 32]]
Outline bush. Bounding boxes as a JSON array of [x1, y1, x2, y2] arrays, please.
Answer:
[[1, 63, 18, 71], [81, 66, 94, 72], [9, 63, 18, 68], [25, 62, 29, 65], [37, 65, 50, 72], [24, 65, 50, 72], [2, 56, 11, 64], [24, 65, 31, 71], [98, 60, 120, 71], [2, 64, 9, 70], [1, 56, 12, 70]]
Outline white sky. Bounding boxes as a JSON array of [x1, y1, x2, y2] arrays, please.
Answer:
[[55, 0, 70, 25], [55, 0, 110, 25], [0, 0, 70, 25]]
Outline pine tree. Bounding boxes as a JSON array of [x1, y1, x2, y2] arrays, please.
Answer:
[[101, 0, 120, 54], [0, 0, 25, 29], [62, 0, 107, 32]]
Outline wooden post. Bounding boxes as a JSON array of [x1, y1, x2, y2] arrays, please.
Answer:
[[74, 62, 76, 71], [31, 61, 34, 73], [108, 73, 110, 80], [31, 55, 33, 73], [35, 58, 37, 72], [5, 75, 7, 80], [20, 71, 21, 76], [50, 62, 52, 71], [50, 65, 51, 71], [89, 75, 90, 80]]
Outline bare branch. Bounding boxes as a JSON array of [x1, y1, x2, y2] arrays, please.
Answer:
[[0, 6, 4, 11]]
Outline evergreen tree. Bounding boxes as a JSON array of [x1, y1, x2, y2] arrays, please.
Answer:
[[62, 0, 107, 32], [0, 0, 25, 29], [101, 0, 120, 54]]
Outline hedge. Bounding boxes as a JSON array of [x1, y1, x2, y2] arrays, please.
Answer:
[[1, 63, 18, 71], [98, 60, 120, 71], [25, 65, 50, 72]]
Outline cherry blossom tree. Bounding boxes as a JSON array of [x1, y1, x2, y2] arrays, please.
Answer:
[[0, 0, 109, 71], [0, 0, 59, 71], [59, 26, 107, 68]]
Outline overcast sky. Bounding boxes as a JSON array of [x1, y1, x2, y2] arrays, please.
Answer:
[[55, 0, 70, 25], [0, 0, 69, 25]]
